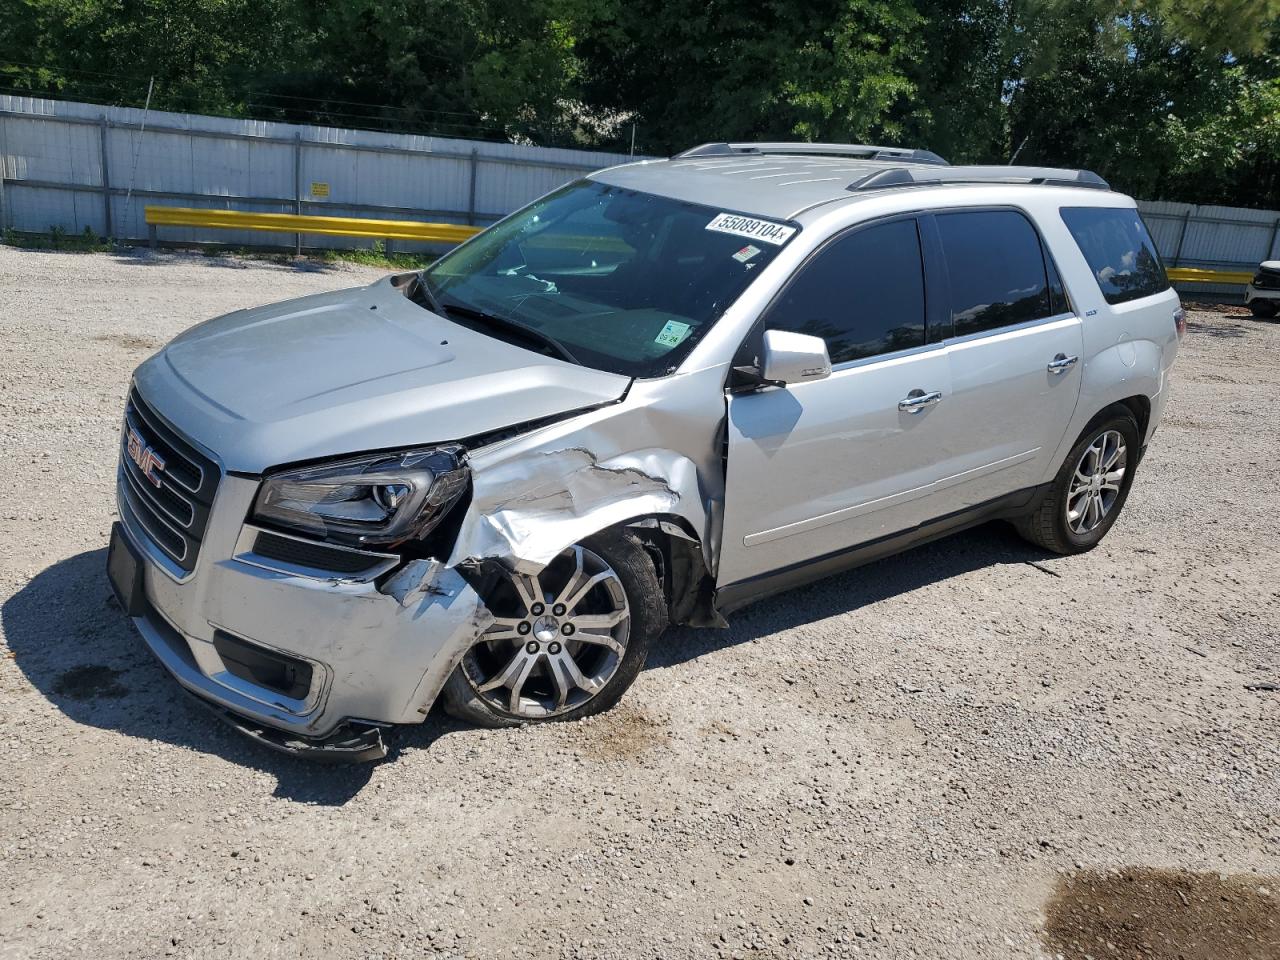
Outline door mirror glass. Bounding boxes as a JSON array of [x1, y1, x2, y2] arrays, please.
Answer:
[[761, 329, 832, 385]]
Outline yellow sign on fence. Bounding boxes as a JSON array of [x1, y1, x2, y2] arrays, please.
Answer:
[[309, 181, 330, 199]]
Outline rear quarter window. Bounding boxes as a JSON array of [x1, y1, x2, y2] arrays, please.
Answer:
[[1060, 207, 1170, 305]]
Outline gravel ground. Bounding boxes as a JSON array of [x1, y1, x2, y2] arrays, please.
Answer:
[[1, 246, 1277, 960]]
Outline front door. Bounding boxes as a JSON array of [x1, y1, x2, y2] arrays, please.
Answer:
[[718, 216, 958, 588]]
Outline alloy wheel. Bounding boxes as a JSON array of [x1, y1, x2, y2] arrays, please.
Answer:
[[1066, 429, 1127, 535], [462, 545, 631, 719]]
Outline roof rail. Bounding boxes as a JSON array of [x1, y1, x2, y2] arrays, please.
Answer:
[[849, 165, 1110, 192], [674, 141, 949, 166]]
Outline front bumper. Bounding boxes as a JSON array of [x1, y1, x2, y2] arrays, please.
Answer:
[[116, 470, 491, 754], [185, 690, 389, 761], [1246, 284, 1280, 303]]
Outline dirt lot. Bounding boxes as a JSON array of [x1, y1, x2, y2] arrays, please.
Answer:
[[1, 246, 1277, 960]]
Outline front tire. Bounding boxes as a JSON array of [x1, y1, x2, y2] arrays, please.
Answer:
[[442, 529, 667, 728], [1015, 409, 1141, 555], [1249, 299, 1278, 319]]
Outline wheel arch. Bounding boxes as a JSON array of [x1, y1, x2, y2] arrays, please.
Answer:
[[1073, 394, 1149, 448], [1114, 394, 1151, 441], [624, 515, 726, 628]]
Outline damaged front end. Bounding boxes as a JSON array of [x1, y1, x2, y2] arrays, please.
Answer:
[[116, 358, 729, 760], [349, 438, 725, 734]]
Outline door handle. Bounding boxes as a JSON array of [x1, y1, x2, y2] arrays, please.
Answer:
[[898, 389, 943, 413], [1047, 353, 1079, 374]]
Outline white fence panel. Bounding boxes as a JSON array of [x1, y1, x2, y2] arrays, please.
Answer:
[[0, 94, 635, 250], [1138, 199, 1280, 270], [4, 94, 1277, 286], [11, 185, 105, 236]]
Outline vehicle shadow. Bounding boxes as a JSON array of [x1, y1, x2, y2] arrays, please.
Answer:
[[649, 520, 1056, 669], [1185, 316, 1247, 338], [0, 548, 465, 806], [5, 523, 1050, 800]]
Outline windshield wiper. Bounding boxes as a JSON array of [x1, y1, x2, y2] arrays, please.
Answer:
[[412, 272, 451, 319], [440, 300, 582, 366]]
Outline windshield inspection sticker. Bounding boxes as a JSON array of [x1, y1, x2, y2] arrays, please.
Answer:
[[732, 244, 762, 263], [706, 213, 796, 246], [654, 319, 692, 348]]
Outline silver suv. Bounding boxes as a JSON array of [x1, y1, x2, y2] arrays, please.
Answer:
[[108, 142, 1184, 759]]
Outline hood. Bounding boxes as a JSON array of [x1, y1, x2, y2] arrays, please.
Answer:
[[132, 277, 632, 473]]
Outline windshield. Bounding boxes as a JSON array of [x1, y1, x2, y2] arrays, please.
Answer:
[[422, 180, 796, 377]]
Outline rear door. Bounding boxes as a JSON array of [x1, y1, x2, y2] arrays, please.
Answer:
[[718, 216, 956, 587], [923, 208, 1085, 511]]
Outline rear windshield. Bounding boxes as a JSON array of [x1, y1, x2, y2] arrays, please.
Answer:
[[1060, 206, 1170, 305], [423, 180, 795, 377]]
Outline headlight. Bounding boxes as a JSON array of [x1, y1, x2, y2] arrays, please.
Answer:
[[253, 446, 468, 547]]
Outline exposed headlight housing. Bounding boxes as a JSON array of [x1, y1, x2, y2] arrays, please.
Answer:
[[253, 446, 468, 547]]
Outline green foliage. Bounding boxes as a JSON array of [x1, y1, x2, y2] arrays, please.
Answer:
[[1165, 73, 1280, 204], [0, 0, 304, 113], [2, 0, 1280, 205], [318, 246, 436, 270], [901, 0, 1280, 203], [577, 0, 924, 152], [1, 225, 111, 251]]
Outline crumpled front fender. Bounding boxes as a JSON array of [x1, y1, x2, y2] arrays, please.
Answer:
[[443, 370, 726, 578], [447, 445, 706, 573]]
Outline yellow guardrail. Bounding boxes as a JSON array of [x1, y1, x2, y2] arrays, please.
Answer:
[[1166, 267, 1256, 285], [143, 205, 636, 254], [145, 205, 483, 244]]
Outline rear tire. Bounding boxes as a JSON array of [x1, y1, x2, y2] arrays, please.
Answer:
[[1249, 299, 1278, 319], [1015, 409, 1141, 555], [442, 529, 666, 728]]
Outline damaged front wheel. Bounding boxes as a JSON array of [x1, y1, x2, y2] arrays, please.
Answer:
[[442, 530, 666, 727]]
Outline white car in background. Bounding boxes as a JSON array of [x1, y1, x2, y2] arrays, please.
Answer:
[[1246, 261, 1280, 317]]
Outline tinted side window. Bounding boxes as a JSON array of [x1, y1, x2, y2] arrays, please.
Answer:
[[1060, 206, 1170, 305], [936, 210, 1052, 337], [767, 218, 925, 365]]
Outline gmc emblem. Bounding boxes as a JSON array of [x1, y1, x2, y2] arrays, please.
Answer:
[[126, 426, 166, 488]]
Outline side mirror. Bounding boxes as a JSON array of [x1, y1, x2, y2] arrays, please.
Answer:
[[760, 329, 832, 385]]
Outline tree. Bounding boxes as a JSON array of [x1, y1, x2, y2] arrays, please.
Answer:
[[577, 0, 923, 154], [897, 0, 1280, 204], [1009, 10, 1242, 198], [0, 0, 305, 114], [1164, 71, 1280, 205], [3, 0, 1280, 205], [262, 0, 594, 142]]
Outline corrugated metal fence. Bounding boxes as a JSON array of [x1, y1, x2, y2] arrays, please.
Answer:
[[1, 95, 1277, 291], [1136, 200, 1278, 300], [0, 95, 634, 252]]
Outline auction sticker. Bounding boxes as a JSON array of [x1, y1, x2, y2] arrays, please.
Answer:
[[732, 244, 762, 263], [706, 213, 796, 246], [654, 319, 692, 348]]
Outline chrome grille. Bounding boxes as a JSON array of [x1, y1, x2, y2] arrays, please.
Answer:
[[118, 389, 220, 572]]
